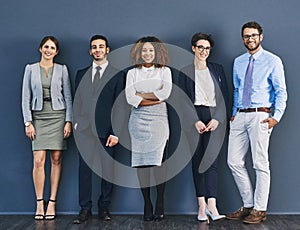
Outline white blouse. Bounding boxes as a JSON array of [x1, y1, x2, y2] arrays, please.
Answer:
[[194, 68, 216, 107], [126, 66, 172, 108]]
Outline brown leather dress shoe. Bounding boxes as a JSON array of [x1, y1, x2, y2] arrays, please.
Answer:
[[243, 209, 266, 224], [226, 207, 253, 220]]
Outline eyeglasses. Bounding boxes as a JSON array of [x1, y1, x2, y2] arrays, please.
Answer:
[[195, 45, 211, 52], [242, 33, 260, 40]]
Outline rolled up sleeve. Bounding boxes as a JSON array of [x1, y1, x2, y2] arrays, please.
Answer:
[[125, 70, 143, 108], [153, 67, 172, 101]]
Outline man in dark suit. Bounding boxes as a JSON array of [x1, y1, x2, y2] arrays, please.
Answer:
[[73, 35, 125, 224]]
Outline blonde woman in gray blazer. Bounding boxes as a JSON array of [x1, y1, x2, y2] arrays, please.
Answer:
[[21, 36, 72, 220]]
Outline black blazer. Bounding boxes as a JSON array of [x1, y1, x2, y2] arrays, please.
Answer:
[[178, 62, 229, 131], [74, 64, 126, 138]]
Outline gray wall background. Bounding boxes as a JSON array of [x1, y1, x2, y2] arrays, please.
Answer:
[[0, 0, 299, 214]]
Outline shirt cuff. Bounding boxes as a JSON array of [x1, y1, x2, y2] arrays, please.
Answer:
[[272, 113, 281, 123], [109, 134, 119, 140]]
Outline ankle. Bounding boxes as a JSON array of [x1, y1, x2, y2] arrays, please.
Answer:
[[36, 199, 45, 207], [207, 206, 219, 216], [198, 207, 206, 216], [46, 201, 56, 214]]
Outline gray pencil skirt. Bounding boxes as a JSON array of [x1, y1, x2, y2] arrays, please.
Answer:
[[32, 101, 66, 151], [129, 103, 169, 167]]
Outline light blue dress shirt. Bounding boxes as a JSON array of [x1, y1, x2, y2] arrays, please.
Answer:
[[232, 48, 287, 122]]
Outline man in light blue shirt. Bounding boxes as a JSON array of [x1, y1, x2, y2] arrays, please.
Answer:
[[226, 22, 287, 224]]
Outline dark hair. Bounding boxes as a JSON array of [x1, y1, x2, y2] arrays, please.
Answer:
[[130, 36, 169, 68], [191, 33, 214, 48], [90, 35, 109, 48], [241, 21, 263, 37], [39, 36, 59, 51]]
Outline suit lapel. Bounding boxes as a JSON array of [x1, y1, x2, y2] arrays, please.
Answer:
[[33, 63, 41, 85], [207, 63, 221, 86], [207, 63, 222, 104], [186, 64, 196, 102], [78, 66, 93, 96], [94, 64, 115, 94], [51, 64, 60, 92]]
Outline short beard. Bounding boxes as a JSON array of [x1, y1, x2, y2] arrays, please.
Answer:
[[244, 43, 260, 52], [94, 57, 105, 62]]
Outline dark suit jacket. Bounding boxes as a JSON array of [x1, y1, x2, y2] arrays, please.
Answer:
[[178, 62, 229, 131], [74, 64, 126, 138]]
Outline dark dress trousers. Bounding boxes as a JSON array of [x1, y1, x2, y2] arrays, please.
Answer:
[[178, 62, 229, 198], [74, 64, 125, 211]]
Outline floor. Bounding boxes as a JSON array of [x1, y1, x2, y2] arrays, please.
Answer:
[[0, 215, 299, 230]]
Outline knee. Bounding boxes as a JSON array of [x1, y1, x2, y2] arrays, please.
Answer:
[[34, 158, 45, 169], [227, 158, 244, 172], [51, 155, 62, 166], [253, 161, 270, 174], [192, 162, 199, 171]]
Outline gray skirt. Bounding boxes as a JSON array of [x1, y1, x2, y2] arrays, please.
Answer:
[[32, 101, 66, 151], [129, 103, 169, 167]]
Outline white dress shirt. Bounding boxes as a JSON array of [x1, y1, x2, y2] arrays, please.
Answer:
[[125, 66, 172, 108], [92, 61, 109, 82]]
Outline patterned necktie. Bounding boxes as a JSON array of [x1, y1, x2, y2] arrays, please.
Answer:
[[93, 66, 101, 92], [242, 55, 254, 108]]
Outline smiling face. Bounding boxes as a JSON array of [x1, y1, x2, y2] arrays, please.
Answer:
[[141, 42, 155, 65], [242, 27, 263, 54], [192, 39, 211, 62], [39, 39, 58, 61], [89, 39, 110, 63]]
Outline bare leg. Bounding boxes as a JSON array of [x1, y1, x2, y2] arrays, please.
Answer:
[[207, 198, 220, 215], [198, 197, 207, 217], [45, 150, 62, 217], [207, 198, 221, 215], [33, 150, 46, 218]]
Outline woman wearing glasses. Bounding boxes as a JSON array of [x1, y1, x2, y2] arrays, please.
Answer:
[[178, 33, 229, 222]]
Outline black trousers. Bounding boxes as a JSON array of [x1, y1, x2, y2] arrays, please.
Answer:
[[190, 106, 218, 198], [78, 136, 114, 211]]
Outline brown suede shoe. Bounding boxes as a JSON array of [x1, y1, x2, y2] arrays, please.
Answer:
[[226, 207, 253, 220], [243, 209, 266, 224]]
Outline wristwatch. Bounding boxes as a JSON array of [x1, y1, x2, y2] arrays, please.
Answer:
[[25, 121, 32, 127]]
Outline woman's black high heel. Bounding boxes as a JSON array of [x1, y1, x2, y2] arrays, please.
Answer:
[[154, 204, 164, 221], [154, 182, 165, 221], [34, 198, 45, 220], [143, 203, 154, 221], [45, 199, 56, 220]]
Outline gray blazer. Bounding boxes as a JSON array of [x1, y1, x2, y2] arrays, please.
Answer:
[[22, 62, 73, 124]]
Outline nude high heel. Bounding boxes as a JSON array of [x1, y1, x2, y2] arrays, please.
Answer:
[[205, 207, 226, 221]]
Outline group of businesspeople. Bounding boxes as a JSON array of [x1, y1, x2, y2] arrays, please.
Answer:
[[21, 21, 287, 225]]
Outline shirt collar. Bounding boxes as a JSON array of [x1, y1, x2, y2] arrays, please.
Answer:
[[92, 61, 109, 71], [249, 47, 264, 60], [141, 65, 155, 72]]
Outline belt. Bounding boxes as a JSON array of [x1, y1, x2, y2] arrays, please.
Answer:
[[238, 107, 270, 113], [43, 97, 51, 101]]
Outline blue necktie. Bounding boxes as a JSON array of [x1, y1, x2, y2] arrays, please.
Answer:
[[242, 55, 254, 108]]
